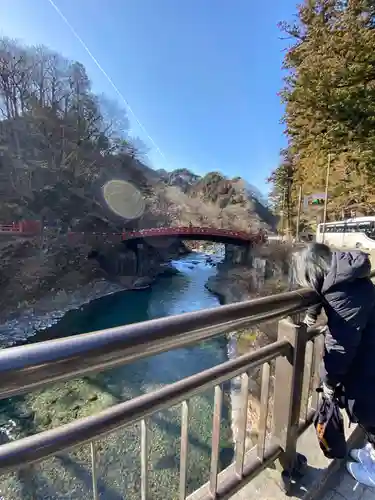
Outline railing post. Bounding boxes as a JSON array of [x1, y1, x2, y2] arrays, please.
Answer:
[[273, 318, 308, 482]]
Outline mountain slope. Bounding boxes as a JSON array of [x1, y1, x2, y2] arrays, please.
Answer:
[[157, 170, 276, 232]]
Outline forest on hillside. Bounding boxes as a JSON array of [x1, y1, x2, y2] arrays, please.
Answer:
[[268, 0, 375, 232], [0, 36, 170, 230]]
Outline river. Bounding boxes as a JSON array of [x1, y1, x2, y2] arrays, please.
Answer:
[[0, 251, 235, 500]]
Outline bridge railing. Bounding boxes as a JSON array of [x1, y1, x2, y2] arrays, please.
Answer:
[[0, 221, 42, 235], [121, 226, 261, 241], [67, 226, 267, 244], [0, 282, 352, 498], [0, 224, 20, 232]]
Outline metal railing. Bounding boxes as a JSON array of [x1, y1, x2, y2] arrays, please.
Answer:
[[0, 288, 318, 399], [0, 286, 331, 498]]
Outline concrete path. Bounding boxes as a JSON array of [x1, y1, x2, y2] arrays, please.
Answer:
[[229, 413, 366, 500], [229, 421, 336, 500], [321, 467, 375, 500]]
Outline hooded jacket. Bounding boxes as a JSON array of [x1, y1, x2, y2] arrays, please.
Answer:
[[307, 250, 375, 426]]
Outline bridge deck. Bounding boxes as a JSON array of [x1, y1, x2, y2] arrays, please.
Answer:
[[229, 413, 368, 500], [229, 463, 371, 500], [320, 469, 372, 500]]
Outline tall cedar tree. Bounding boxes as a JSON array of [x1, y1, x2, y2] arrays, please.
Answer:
[[269, 0, 375, 228]]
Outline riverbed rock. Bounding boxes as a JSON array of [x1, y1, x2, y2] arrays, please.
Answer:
[[133, 276, 153, 289], [17, 409, 35, 421], [29, 379, 118, 431], [159, 265, 180, 276]]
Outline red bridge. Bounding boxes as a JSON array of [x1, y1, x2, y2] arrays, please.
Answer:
[[121, 226, 266, 245], [0, 222, 267, 246], [0, 220, 42, 236], [68, 226, 267, 246]]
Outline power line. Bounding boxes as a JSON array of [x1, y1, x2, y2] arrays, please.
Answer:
[[46, 0, 167, 162]]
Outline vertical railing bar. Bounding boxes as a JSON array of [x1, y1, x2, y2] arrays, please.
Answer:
[[141, 418, 149, 500], [300, 340, 314, 423], [311, 334, 325, 411], [179, 400, 190, 500], [90, 440, 99, 500], [209, 384, 223, 497], [234, 371, 250, 477], [257, 362, 270, 461], [307, 338, 316, 415], [273, 319, 308, 474], [311, 338, 319, 411]]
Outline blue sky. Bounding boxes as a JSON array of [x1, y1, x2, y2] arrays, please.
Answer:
[[1, 0, 298, 193]]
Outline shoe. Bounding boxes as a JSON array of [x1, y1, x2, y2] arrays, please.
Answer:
[[347, 460, 375, 488], [350, 443, 374, 465]]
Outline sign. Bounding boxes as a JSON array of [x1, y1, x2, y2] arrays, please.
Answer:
[[303, 193, 327, 210]]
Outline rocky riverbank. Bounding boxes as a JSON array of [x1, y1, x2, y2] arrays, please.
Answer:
[[0, 232, 188, 336], [205, 242, 291, 304]]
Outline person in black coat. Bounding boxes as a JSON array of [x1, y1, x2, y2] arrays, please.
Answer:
[[293, 243, 375, 487]]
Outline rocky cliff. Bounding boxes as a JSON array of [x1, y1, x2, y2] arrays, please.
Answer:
[[162, 169, 277, 232]]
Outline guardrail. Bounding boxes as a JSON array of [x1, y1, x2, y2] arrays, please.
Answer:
[[0, 288, 318, 399], [0, 283, 350, 499]]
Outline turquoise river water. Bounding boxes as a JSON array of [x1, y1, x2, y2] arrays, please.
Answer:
[[0, 251, 236, 500]]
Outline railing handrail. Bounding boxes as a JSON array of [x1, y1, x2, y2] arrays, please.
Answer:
[[0, 339, 291, 473], [121, 226, 264, 242], [0, 287, 318, 400], [2, 269, 373, 402]]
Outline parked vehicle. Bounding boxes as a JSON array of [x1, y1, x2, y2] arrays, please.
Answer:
[[316, 217, 375, 249]]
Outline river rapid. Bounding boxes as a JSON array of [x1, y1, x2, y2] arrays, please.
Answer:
[[0, 251, 237, 500]]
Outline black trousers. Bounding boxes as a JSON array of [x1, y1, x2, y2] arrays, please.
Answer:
[[364, 426, 375, 447]]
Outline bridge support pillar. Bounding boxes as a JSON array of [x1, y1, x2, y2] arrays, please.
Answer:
[[123, 240, 143, 275], [135, 242, 146, 275], [244, 244, 252, 265], [116, 252, 137, 276], [224, 244, 253, 265], [223, 244, 236, 263]]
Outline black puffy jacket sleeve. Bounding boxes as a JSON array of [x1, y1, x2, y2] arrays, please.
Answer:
[[306, 301, 323, 322], [321, 323, 363, 388]]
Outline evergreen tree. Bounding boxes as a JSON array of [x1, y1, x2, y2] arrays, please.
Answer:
[[269, 0, 375, 227]]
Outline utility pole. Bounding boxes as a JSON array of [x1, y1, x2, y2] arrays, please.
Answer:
[[280, 188, 286, 239], [322, 153, 332, 244], [296, 185, 303, 242]]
